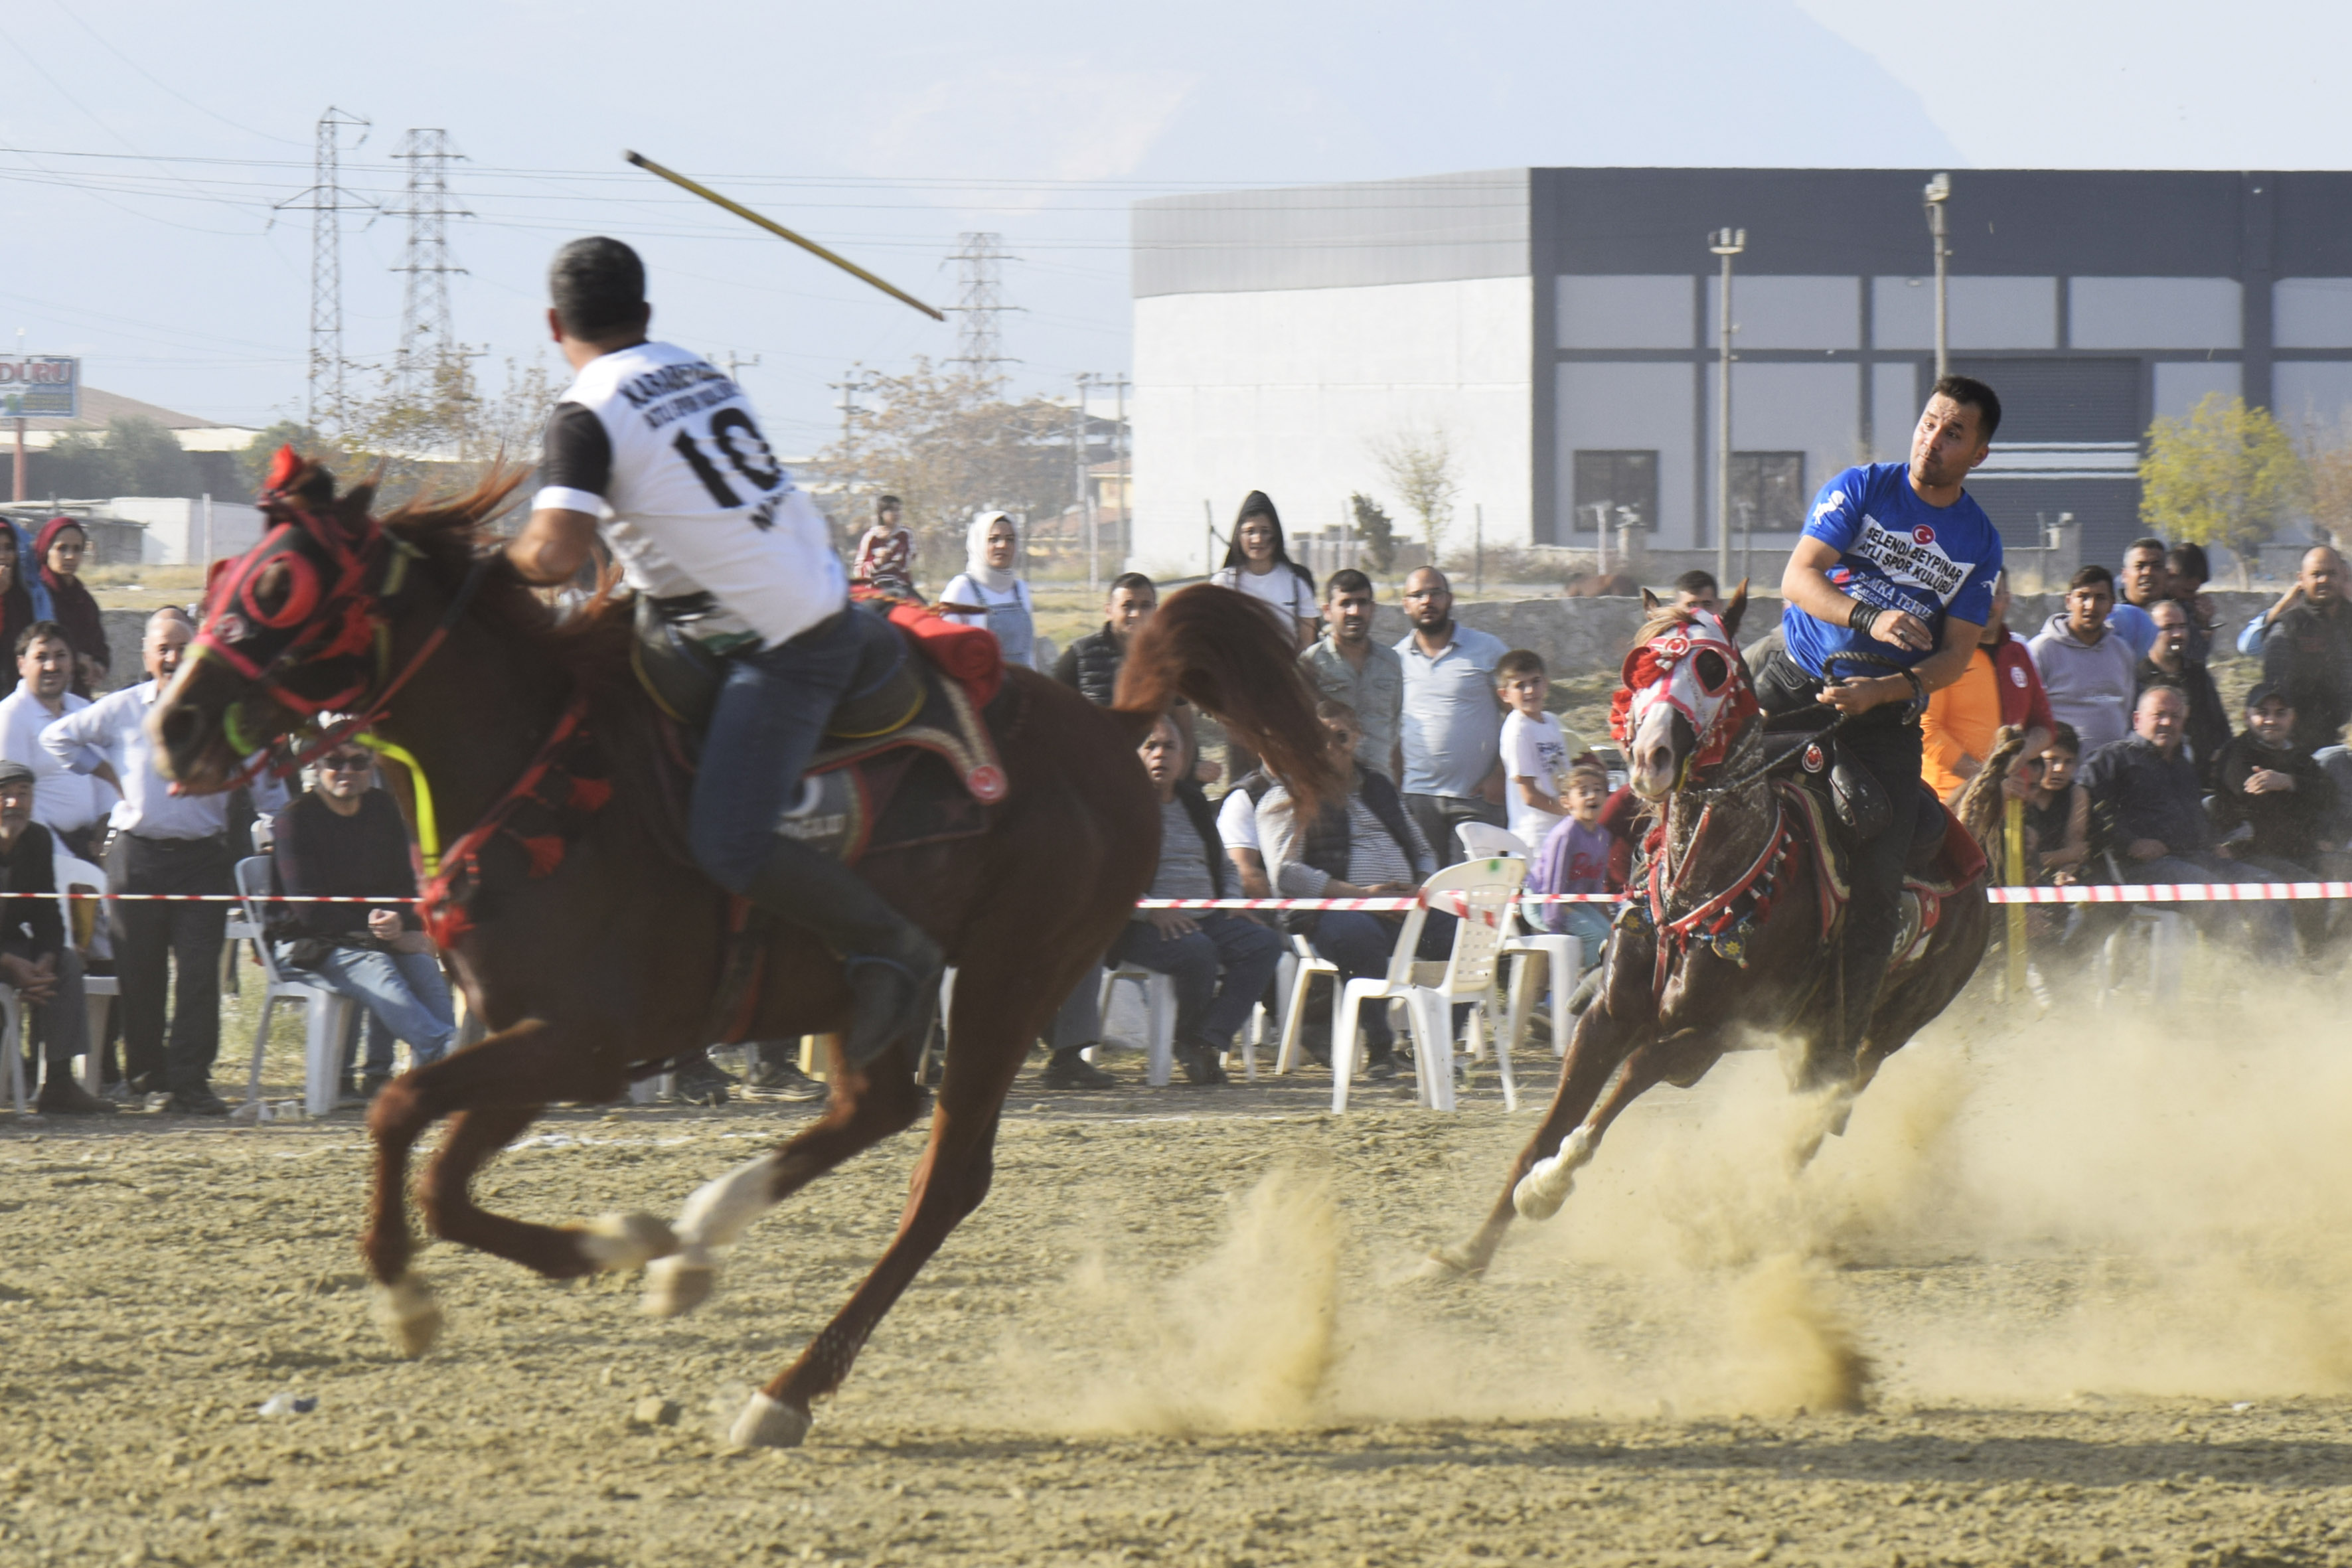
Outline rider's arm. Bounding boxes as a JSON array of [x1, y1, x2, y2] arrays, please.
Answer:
[[508, 507, 601, 586], [1781, 537, 1932, 651]]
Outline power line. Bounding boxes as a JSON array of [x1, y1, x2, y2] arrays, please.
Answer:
[[274, 108, 374, 432], [388, 128, 471, 397]]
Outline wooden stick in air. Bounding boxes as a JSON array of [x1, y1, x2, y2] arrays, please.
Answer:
[[623, 150, 945, 322]]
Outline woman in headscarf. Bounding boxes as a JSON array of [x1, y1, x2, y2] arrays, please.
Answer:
[[935, 510, 1038, 670], [0, 521, 52, 699], [33, 517, 105, 698], [1211, 491, 1318, 651]]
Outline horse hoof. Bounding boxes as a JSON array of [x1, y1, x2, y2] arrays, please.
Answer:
[[1513, 1165, 1570, 1221], [574, 1212, 680, 1273], [641, 1253, 716, 1318], [1417, 1245, 1485, 1281], [728, 1391, 811, 1450], [373, 1274, 443, 1358]]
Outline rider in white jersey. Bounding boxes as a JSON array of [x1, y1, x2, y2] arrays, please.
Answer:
[[507, 238, 941, 1063]]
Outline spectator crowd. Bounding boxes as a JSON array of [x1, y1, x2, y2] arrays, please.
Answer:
[[8, 494, 2351, 1121]]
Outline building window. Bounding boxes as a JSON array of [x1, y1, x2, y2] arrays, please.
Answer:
[[1729, 451, 1806, 534], [1571, 449, 1658, 532]]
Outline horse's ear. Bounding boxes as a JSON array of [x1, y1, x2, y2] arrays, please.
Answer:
[[1722, 580, 1749, 640], [1640, 587, 1662, 615], [332, 481, 378, 539]]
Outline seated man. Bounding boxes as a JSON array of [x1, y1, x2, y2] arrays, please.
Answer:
[[268, 744, 456, 1097], [1109, 716, 1285, 1085], [2080, 685, 2291, 953], [0, 761, 104, 1113], [1258, 700, 1450, 1081], [2210, 682, 2339, 953]]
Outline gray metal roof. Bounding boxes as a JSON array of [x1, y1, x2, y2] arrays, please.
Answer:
[[1132, 170, 1529, 297]]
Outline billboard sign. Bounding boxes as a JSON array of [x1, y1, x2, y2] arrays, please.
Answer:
[[0, 356, 80, 420]]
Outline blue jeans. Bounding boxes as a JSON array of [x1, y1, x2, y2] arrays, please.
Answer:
[[1109, 913, 1286, 1050], [289, 946, 457, 1072], [1309, 909, 1457, 1050], [1541, 902, 1615, 951], [690, 610, 867, 892]]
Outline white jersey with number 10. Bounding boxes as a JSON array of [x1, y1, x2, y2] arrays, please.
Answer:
[[532, 339, 846, 654]]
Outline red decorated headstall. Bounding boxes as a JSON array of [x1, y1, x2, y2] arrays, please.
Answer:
[[1607, 611, 1759, 773]]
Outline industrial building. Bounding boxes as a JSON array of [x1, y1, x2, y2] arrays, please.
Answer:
[[1130, 167, 2352, 578]]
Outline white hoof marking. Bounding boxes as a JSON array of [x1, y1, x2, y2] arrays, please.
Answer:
[[641, 1252, 717, 1319], [1512, 1127, 1595, 1221], [728, 1391, 811, 1450], [574, 1212, 679, 1273], [372, 1273, 443, 1358]]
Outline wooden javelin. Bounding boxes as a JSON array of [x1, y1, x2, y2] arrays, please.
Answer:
[[623, 150, 945, 322]]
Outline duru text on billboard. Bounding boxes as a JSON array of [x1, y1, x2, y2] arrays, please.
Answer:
[[0, 356, 80, 420]]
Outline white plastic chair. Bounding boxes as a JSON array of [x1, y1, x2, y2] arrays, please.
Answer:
[[1, 986, 21, 1114], [1275, 933, 1340, 1076], [1237, 949, 1296, 1081], [55, 855, 118, 1095], [233, 856, 357, 1119], [1454, 824, 1582, 1062], [1331, 857, 1525, 1114], [2096, 907, 2187, 1008], [1098, 963, 1176, 1087]]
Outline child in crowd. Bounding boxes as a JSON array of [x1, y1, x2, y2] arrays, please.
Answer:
[[850, 493, 919, 602], [2023, 722, 2088, 884], [1496, 649, 1571, 851], [1528, 763, 1616, 951]]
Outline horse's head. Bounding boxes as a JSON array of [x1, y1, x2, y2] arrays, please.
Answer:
[[1609, 584, 1756, 800], [151, 448, 396, 793]]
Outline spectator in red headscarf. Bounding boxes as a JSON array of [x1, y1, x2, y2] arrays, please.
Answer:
[[33, 517, 107, 697]]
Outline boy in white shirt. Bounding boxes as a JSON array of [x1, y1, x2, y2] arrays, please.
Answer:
[[1496, 649, 1571, 850]]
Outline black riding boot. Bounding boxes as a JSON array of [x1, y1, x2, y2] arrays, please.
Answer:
[[743, 836, 945, 1068]]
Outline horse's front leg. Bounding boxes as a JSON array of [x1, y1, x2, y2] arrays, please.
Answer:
[[1427, 969, 1651, 1277], [1512, 1022, 1722, 1222], [362, 1019, 656, 1357]]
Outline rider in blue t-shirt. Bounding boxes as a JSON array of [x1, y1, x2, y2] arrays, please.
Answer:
[[1759, 375, 2005, 1091]]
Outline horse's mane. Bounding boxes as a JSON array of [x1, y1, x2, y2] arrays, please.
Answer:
[[375, 467, 637, 691]]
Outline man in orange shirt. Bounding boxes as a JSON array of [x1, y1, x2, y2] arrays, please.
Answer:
[[1923, 574, 2054, 804]]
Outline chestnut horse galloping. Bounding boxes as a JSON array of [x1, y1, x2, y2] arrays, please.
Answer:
[[1430, 588, 1995, 1279], [152, 461, 1338, 1449]]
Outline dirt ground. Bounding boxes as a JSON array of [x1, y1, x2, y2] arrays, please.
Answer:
[[3, 984, 2351, 1567]]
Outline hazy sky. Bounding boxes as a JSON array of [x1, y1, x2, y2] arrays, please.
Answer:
[[1, 0, 2345, 453]]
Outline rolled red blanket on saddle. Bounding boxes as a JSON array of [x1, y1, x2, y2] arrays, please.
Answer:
[[888, 602, 1004, 706]]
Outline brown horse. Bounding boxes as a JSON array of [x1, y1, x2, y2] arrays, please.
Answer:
[[151, 460, 1338, 1449], [1429, 589, 1992, 1277]]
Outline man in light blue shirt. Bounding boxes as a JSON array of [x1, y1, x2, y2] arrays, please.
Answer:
[[44, 609, 285, 1114], [1394, 567, 1508, 864]]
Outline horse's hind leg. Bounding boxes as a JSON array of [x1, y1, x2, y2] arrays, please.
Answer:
[[642, 1036, 927, 1318]]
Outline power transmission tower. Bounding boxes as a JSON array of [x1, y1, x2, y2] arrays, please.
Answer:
[[275, 107, 374, 433], [943, 232, 1019, 388], [388, 128, 471, 399], [826, 364, 875, 445]]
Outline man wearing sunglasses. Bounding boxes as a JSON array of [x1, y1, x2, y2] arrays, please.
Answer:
[[268, 746, 456, 1100]]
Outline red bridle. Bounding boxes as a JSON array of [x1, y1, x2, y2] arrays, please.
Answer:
[[187, 446, 489, 783]]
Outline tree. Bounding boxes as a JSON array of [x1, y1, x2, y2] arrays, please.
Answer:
[[2140, 392, 2308, 586], [30, 416, 196, 499], [808, 359, 1078, 570], [1349, 492, 1397, 575], [1369, 426, 1458, 560], [2300, 411, 2352, 550]]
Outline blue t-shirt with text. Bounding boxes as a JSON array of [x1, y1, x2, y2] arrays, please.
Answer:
[[1780, 462, 2003, 680]]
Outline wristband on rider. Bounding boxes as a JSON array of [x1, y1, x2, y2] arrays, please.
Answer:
[[1898, 667, 1928, 718], [1846, 601, 1879, 635]]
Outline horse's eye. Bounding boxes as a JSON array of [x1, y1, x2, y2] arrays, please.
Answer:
[[1693, 650, 1729, 692], [250, 561, 294, 620]]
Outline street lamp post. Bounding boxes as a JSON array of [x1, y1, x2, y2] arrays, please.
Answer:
[[1923, 173, 1952, 378], [1709, 227, 1746, 592]]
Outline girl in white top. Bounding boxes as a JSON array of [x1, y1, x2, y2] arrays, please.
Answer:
[[1210, 491, 1318, 651], [937, 510, 1038, 669]]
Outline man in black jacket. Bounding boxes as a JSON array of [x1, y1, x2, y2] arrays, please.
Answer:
[[2136, 597, 2230, 789], [1108, 716, 1285, 1085], [2210, 682, 2341, 953], [1052, 573, 1157, 706], [2262, 546, 2352, 756], [0, 761, 105, 1114]]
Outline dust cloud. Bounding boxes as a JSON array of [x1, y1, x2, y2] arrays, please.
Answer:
[[1010, 979, 2352, 1431]]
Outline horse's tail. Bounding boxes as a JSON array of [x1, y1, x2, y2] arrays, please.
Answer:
[[1113, 583, 1344, 811]]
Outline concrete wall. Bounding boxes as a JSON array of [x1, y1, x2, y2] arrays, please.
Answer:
[[1130, 274, 1532, 578]]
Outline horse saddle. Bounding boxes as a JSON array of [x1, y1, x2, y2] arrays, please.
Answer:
[[633, 599, 1008, 866]]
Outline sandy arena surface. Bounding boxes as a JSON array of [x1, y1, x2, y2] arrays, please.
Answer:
[[3, 989, 2349, 1567]]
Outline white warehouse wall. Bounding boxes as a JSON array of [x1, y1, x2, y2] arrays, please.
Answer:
[[1131, 275, 1532, 579]]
